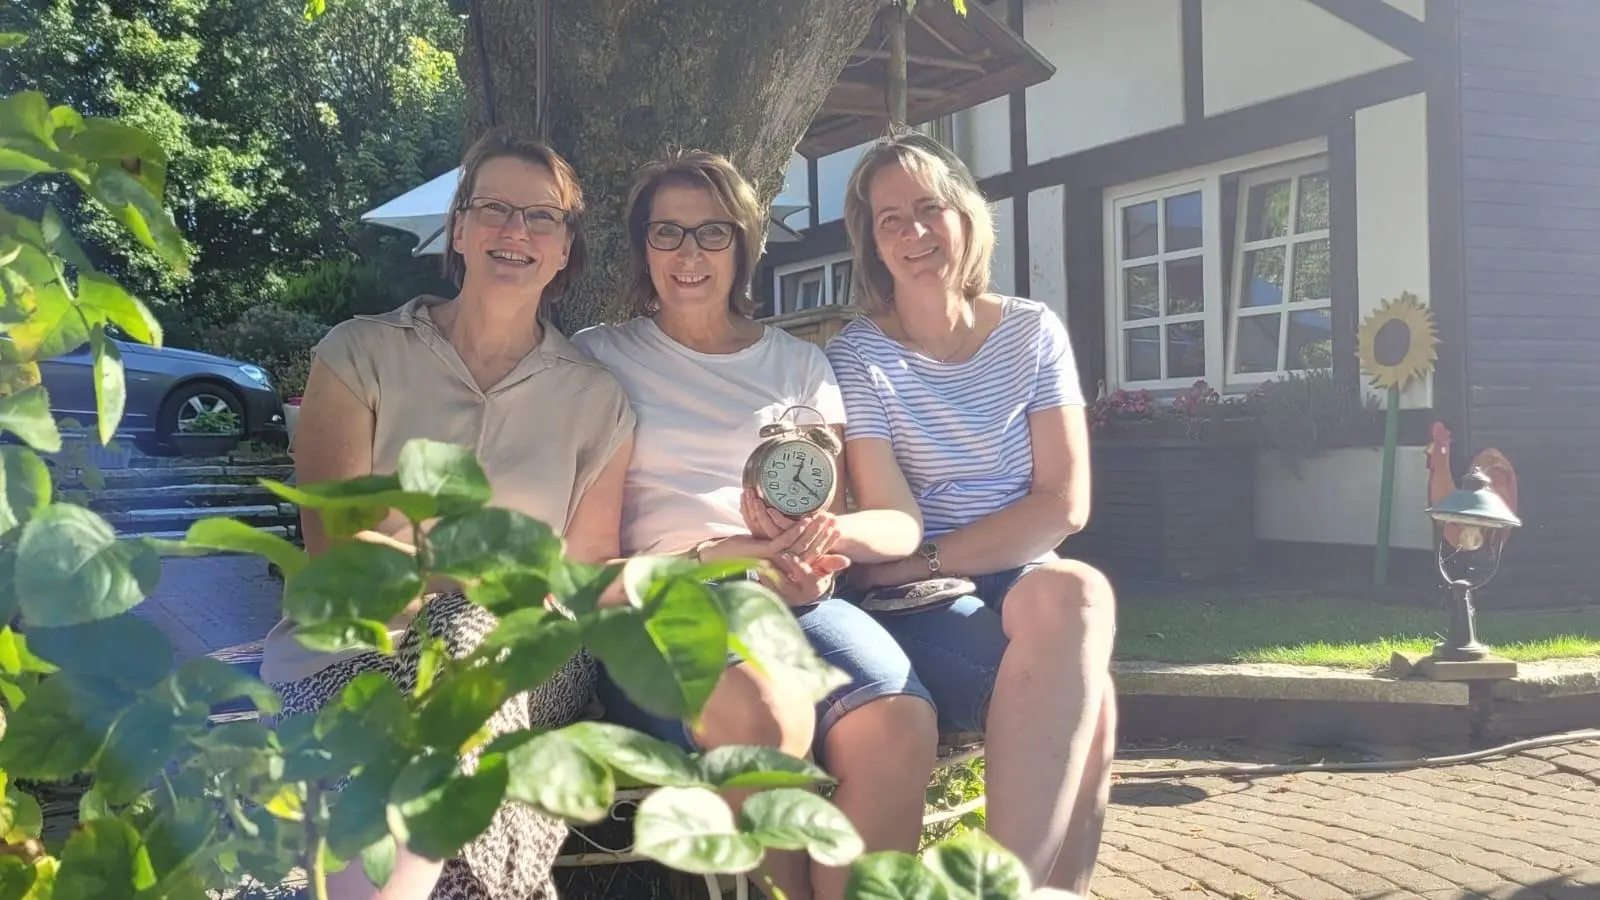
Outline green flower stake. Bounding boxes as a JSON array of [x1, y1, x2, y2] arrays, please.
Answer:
[[1356, 292, 1438, 587]]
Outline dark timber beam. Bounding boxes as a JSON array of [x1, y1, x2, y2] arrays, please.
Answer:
[[1304, 0, 1434, 62]]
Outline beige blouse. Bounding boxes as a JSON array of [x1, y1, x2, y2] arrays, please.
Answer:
[[259, 295, 635, 684]]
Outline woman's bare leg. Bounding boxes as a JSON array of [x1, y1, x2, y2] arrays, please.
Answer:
[[324, 844, 444, 899], [811, 695, 939, 900], [691, 662, 819, 900], [981, 560, 1117, 893]]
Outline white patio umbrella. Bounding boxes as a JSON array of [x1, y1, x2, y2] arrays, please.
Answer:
[[361, 167, 809, 256]]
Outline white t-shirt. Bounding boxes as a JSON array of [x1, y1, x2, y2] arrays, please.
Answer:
[[571, 317, 846, 556]]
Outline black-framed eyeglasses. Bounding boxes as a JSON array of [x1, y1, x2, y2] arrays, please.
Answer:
[[646, 220, 738, 252], [463, 197, 570, 235]]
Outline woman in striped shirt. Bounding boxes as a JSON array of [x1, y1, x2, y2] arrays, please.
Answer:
[[821, 130, 1118, 897]]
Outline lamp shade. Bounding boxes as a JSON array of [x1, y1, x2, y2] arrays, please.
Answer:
[[1426, 470, 1522, 530]]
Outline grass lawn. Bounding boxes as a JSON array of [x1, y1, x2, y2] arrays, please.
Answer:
[[1115, 589, 1600, 669]]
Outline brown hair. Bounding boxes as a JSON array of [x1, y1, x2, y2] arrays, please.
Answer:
[[442, 127, 588, 302], [843, 129, 996, 315], [624, 150, 766, 317]]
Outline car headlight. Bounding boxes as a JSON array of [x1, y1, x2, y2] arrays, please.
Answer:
[[239, 364, 270, 385]]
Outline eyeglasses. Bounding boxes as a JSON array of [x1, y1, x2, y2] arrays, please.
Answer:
[[464, 197, 570, 235], [646, 221, 737, 252]]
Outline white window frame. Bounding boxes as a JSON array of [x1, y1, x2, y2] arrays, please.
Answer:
[[1101, 138, 1328, 394], [1226, 157, 1333, 386], [772, 251, 854, 317]]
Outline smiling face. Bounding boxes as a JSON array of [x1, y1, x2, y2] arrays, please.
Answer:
[[450, 155, 572, 297], [867, 161, 968, 294], [644, 184, 739, 313]]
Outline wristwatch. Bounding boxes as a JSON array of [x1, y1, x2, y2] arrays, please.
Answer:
[[916, 541, 942, 574]]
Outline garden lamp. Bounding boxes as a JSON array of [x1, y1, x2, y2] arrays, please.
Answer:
[[1422, 469, 1521, 667]]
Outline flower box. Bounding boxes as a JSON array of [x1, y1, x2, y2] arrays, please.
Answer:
[[1067, 436, 1259, 582]]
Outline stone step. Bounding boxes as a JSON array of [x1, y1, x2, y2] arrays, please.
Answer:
[[91, 482, 280, 509], [76, 464, 296, 490], [128, 524, 292, 543], [103, 504, 296, 531]]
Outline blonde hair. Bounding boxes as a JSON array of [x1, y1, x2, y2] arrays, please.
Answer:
[[623, 150, 766, 317], [842, 130, 995, 315], [442, 128, 588, 301]]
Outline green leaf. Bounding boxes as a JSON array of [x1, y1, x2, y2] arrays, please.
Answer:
[[15, 504, 160, 626], [304, 0, 327, 19], [8, 281, 89, 362], [740, 788, 862, 867], [846, 852, 953, 900], [361, 835, 397, 890], [465, 570, 551, 616], [697, 746, 832, 791], [0, 676, 110, 779], [0, 628, 55, 677], [327, 749, 407, 859], [96, 696, 192, 804], [395, 440, 491, 518], [182, 517, 308, 579], [0, 446, 52, 535], [40, 205, 93, 274], [141, 799, 215, 886], [89, 326, 125, 445], [415, 666, 506, 752], [0, 857, 34, 900], [0, 387, 60, 453], [428, 507, 558, 581], [78, 273, 162, 347], [0, 93, 54, 145], [262, 475, 433, 524], [584, 576, 728, 723], [78, 785, 113, 822], [175, 657, 281, 714], [547, 558, 621, 617], [471, 609, 581, 693], [317, 671, 413, 762], [0, 34, 27, 50], [293, 618, 393, 656], [496, 729, 613, 822], [387, 751, 508, 861], [60, 120, 168, 199], [26, 613, 172, 688], [81, 167, 189, 274], [0, 779, 43, 843], [632, 786, 763, 875], [921, 832, 1032, 900], [558, 721, 700, 788], [188, 721, 280, 774], [718, 580, 850, 705], [282, 540, 421, 626], [413, 636, 446, 697], [53, 816, 157, 899]]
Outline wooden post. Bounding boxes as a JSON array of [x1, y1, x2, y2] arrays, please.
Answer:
[[888, 2, 908, 125]]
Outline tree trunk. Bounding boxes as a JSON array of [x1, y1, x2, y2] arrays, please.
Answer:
[[461, 0, 881, 332]]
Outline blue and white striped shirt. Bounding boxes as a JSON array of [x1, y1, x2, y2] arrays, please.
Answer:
[[824, 297, 1085, 539]]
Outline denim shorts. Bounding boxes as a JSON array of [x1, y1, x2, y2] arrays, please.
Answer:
[[594, 556, 1052, 761]]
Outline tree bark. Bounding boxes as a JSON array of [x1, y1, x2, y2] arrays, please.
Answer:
[[460, 0, 881, 331]]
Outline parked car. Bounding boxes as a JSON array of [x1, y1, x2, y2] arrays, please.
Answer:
[[37, 338, 286, 452]]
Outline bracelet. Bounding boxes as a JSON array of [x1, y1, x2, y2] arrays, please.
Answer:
[[689, 537, 721, 563]]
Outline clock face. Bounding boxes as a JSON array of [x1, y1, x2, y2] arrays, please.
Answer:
[[757, 438, 835, 516]]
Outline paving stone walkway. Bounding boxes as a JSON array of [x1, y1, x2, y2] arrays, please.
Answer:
[[1098, 738, 1600, 899], [135, 555, 284, 660]]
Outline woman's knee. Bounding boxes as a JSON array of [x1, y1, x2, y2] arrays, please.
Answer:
[[1001, 560, 1116, 648], [824, 694, 940, 776], [691, 663, 816, 758]]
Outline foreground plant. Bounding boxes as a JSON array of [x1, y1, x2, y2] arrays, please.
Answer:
[[0, 32, 1040, 900]]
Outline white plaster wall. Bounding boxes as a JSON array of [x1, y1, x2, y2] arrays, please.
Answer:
[[1204, 0, 1409, 116], [956, 96, 1011, 180], [990, 196, 1016, 296], [1256, 447, 1434, 550], [1023, 0, 1184, 164], [1384, 0, 1425, 21], [814, 141, 872, 224], [1355, 92, 1432, 410], [1027, 185, 1066, 320]]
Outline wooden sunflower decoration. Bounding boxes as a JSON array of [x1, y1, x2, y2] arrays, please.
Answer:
[[1357, 292, 1438, 392]]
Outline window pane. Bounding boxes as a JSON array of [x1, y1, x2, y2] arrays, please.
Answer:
[[1165, 257, 1204, 315], [832, 261, 853, 306], [1245, 179, 1291, 241], [1122, 201, 1159, 259], [1235, 313, 1281, 374], [1166, 322, 1205, 379], [1292, 239, 1330, 303], [1241, 247, 1285, 308], [1126, 326, 1160, 381], [1124, 265, 1159, 320], [1298, 174, 1330, 232], [1165, 191, 1203, 252], [1287, 308, 1333, 370]]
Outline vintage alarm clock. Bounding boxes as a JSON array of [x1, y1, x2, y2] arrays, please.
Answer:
[[742, 405, 842, 517]]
